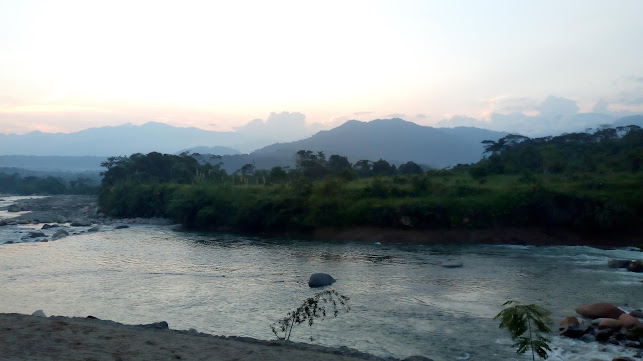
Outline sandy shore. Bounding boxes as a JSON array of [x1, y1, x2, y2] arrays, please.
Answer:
[[0, 313, 398, 361]]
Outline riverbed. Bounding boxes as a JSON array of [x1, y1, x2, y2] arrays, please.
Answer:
[[1, 213, 642, 361]]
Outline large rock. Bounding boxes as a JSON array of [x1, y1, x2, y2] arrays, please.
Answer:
[[608, 259, 632, 268], [576, 303, 625, 319], [620, 314, 643, 329], [308, 273, 336, 288], [628, 260, 643, 273], [29, 232, 46, 238]]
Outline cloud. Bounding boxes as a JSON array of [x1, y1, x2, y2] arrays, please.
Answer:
[[384, 113, 406, 119], [625, 76, 643, 83], [593, 99, 609, 113], [352, 111, 372, 116], [538, 96, 579, 116], [437, 96, 620, 136], [234, 111, 322, 142], [490, 97, 539, 115], [436, 115, 486, 128]]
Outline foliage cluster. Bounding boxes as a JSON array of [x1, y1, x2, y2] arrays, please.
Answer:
[[495, 300, 552, 360], [468, 125, 642, 179], [0, 172, 98, 195]]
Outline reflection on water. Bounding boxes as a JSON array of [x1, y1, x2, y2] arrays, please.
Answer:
[[0, 225, 641, 361]]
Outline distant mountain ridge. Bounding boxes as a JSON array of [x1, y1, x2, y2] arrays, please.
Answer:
[[0, 122, 245, 156], [251, 118, 508, 168]]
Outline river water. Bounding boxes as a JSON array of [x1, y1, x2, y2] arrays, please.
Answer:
[[1, 199, 642, 361]]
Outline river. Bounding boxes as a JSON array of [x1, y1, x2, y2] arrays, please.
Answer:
[[1, 200, 642, 360]]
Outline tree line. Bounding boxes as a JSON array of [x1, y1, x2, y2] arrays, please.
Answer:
[[0, 172, 98, 195]]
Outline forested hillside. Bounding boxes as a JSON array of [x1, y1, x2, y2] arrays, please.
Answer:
[[96, 126, 642, 240]]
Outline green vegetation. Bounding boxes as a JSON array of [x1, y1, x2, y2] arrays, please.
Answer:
[[97, 126, 643, 237], [0, 172, 98, 195], [271, 290, 350, 341], [495, 301, 552, 360]]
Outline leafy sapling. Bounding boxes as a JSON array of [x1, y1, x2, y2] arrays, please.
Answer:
[[271, 290, 350, 341], [495, 300, 553, 360]]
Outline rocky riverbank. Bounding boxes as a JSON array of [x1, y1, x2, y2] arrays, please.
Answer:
[[0, 195, 173, 244]]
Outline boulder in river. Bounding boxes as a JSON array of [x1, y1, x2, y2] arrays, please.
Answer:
[[29, 232, 46, 238], [608, 259, 632, 269], [598, 318, 623, 330], [576, 303, 625, 319], [308, 273, 336, 288], [114, 224, 130, 229], [87, 226, 100, 232]]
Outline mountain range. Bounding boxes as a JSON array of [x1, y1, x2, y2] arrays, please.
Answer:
[[1, 115, 641, 174]]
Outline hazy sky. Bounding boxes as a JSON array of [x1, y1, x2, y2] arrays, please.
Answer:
[[1, 0, 642, 135]]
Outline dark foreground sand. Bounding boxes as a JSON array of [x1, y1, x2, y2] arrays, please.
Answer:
[[0, 313, 395, 361]]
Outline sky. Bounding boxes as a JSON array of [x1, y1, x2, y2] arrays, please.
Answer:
[[1, 0, 642, 137]]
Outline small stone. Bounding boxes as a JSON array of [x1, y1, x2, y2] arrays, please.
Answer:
[[70, 220, 91, 227], [52, 229, 69, 240], [87, 227, 100, 232], [31, 310, 46, 317], [596, 328, 614, 342], [441, 261, 463, 268], [628, 260, 643, 273], [630, 310, 643, 318]]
